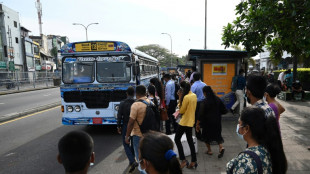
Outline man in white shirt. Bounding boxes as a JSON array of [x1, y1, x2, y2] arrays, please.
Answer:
[[277, 71, 286, 90]]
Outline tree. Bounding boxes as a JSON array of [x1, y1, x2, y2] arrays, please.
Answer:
[[231, 45, 256, 68], [136, 44, 181, 67], [222, 0, 310, 81]]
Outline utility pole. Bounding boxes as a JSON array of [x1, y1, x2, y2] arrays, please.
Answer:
[[204, 0, 207, 50], [35, 0, 43, 35]]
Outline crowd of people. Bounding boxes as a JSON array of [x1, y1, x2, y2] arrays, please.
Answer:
[[57, 67, 291, 174]]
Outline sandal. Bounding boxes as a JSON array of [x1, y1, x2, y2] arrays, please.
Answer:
[[218, 148, 225, 158], [205, 151, 213, 155], [180, 160, 189, 169]]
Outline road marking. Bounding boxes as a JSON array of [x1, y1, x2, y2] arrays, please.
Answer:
[[0, 106, 59, 126], [43, 94, 51, 97], [0, 103, 4, 105]]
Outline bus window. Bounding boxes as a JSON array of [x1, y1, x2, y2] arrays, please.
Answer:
[[62, 61, 95, 83], [97, 62, 131, 82]]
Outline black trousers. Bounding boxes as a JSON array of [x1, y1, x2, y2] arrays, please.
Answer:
[[165, 100, 177, 135], [195, 101, 202, 139], [174, 125, 197, 162]]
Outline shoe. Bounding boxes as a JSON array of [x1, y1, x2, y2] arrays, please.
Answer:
[[180, 160, 189, 169], [187, 161, 198, 169], [129, 162, 138, 173], [218, 148, 225, 158]]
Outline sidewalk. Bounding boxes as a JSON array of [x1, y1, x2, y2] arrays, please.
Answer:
[[92, 99, 310, 174]]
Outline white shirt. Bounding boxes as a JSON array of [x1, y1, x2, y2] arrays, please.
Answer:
[[278, 72, 285, 83]]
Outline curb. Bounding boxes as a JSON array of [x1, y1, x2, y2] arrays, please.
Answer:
[[0, 101, 61, 123], [0, 86, 59, 96]]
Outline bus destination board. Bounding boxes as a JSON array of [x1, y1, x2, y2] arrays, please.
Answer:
[[75, 42, 115, 52]]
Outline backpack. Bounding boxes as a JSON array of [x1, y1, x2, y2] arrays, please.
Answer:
[[174, 82, 180, 100], [231, 76, 238, 92], [136, 99, 160, 134]]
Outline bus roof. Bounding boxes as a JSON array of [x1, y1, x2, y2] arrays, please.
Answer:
[[61, 40, 158, 62]]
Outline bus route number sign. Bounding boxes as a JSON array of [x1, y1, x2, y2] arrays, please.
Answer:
[[75, 42, 115, 52]]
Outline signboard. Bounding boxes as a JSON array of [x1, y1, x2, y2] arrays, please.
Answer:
[[75, 42, 114, 52], [64, 56, 130, 63], [212, 64, 227, 75], [0, 61, 6, 69], [203, 63, 235, 97], [9, 61, 15, 71]]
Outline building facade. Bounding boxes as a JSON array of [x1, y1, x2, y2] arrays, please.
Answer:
[[0, 4, 23, 72]]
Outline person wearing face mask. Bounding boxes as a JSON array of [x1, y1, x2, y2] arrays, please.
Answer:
[[226, 107, 287, 173], [245, 75, 275, 118], [230, 69, 246, 115], [139, 131, 182, 174]]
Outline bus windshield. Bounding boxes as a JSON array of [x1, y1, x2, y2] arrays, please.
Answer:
[[62, 61, 95, 83], [97, 62, 131, 82]]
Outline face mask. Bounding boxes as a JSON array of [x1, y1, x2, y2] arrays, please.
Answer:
[[236, 124, 245, 140]]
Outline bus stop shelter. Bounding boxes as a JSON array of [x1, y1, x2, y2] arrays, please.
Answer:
[[188, 49, 248, 97]]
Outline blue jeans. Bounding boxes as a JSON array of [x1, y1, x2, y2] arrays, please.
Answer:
[[122, 124, 135, 165], [132, 135, 147, 174]]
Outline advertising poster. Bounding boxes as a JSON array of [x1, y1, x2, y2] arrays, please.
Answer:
[[203, 63, 235, 96], [212, 64, 227, 75]]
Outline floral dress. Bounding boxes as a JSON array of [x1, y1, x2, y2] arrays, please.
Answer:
[[226, 145, 272, 174]]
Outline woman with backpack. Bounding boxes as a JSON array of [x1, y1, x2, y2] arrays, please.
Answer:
[[174, 81, 198, 169], [226, 106, 287, 173]]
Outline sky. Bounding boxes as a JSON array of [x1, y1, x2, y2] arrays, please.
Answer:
[[2, 0, 241, 57]]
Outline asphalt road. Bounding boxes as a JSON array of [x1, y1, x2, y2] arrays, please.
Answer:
[[0, 88, 61, 117], [0, 107, 132, 174]]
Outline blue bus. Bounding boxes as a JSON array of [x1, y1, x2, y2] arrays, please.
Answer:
[[60, 41, 159, 125]]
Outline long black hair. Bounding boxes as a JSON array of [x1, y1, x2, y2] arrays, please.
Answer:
[[148, 85, 159, 108], [139, 131, 182, 174], [202, 86, 217, 106], [150, 77, 164, 102], [179, 81, 191, 107], [240, 107, 287, 174]]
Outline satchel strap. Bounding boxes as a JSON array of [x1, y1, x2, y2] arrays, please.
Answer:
[[228, 150, 263, 174]]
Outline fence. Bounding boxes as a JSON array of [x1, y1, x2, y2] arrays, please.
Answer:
[[0, 71, 61, 91]]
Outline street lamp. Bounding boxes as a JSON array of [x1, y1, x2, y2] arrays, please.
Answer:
[[204, 0, 207, 50], [161, 33, 172, 67], [72, 23, 99, 41]]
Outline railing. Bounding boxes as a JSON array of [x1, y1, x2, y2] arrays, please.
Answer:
[[0, 71, 61, 91]]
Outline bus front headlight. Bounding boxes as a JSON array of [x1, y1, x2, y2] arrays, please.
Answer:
[[67, 105, 73, 112], [75, 105, 81, 112]]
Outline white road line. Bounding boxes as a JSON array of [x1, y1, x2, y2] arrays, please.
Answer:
[[0, 103, 4, 105]]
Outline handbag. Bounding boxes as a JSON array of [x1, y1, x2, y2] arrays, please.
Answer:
[[159, 99, 168, 121], [160, 108, 168, 121], [173, 110, 182, 123]]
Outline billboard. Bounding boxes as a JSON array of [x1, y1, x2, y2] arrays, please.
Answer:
[[203, 63, 235, 96]]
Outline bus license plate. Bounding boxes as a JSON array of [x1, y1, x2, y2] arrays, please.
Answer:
[[93, 118, 103, 124]]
